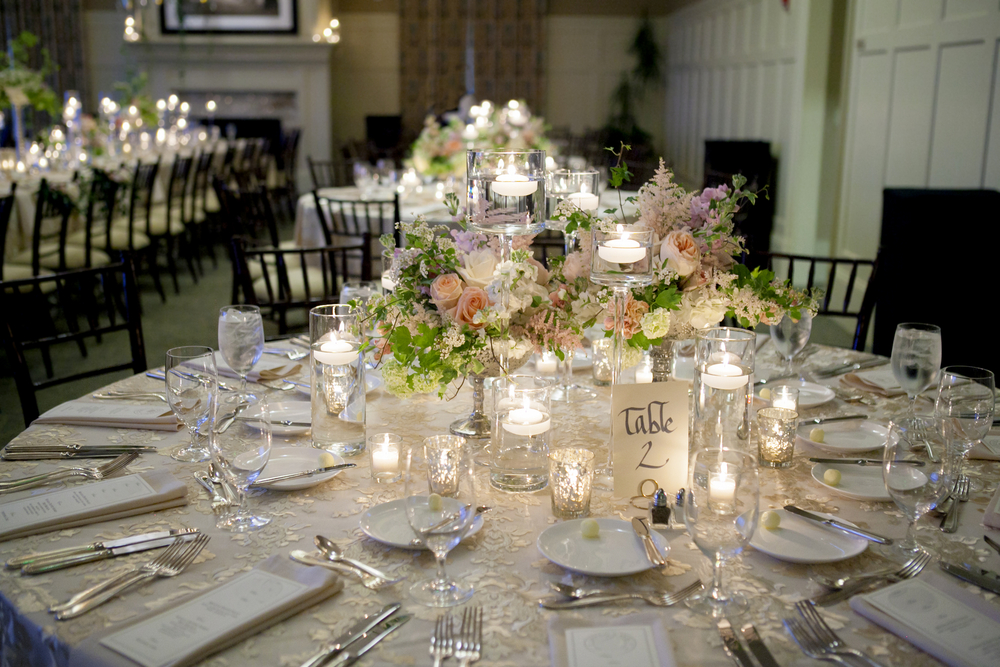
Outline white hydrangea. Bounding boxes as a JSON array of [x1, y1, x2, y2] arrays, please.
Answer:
[[640, 308, 671, 340]]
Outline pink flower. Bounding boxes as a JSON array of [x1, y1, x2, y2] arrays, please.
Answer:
[[660, 230, 700, 277], [603, 295, 649, 337], [527, 257, 550, 285], [430, 273, 465, 311], [449, 287, 490, 329]]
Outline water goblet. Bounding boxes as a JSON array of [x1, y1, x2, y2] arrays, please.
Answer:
[[218, 304, 264, 400], [883, 416, 958, 555], [891, 323, 942, 427], [683, 448, 759, 618], [165, 346, 217, 463], [935, 366, 994, 490], [769, 311, 812, 377], [210, 393, 272, 532], [404, 435, 477, 607]]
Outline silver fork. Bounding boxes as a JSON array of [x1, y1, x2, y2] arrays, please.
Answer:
[[941, 474, 970, 533], [430, 613, 454, 667], [539, 579, 703, 609], [264, 348, 309, 361], [785, 617, 852, 665], [453, 606, 482, 667], [93, 391, 168, 402], [811, 549, 931, 605], [795, 600, 887, 667], [0, 452, 138, 493], [55, 533, 210, 620]]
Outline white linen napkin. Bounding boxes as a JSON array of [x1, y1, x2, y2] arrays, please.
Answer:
[[969, 434, 1000, 461], [213, 352, 302, 383], [71, 555, 343, 667], [548, 612, 677, 667], [849, 570, 1000, 667], [0, 472, 187, 542], [32, 401, 181, 431], [841, 367, 907, 397], [982, 483, 1000, 529]]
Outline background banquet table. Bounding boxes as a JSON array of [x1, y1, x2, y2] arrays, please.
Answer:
[[1, 343, 999, 667]]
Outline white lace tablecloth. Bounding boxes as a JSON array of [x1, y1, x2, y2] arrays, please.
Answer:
[[2, 344, 999, 667]]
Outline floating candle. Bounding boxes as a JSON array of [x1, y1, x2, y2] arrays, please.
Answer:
[[502, 407, 551, 437], [635, 368, 654, 384], [701, 362, 749, 390], [566, 191, 600, 211], [492, 173, 538, 197], [313, 338, 358, 366], [597, 238, 645, 264]]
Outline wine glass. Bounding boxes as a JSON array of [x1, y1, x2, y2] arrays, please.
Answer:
[[165, 346, 217, 463], [891, 323, 942, 427], [883, 416, 958, 555], [769, 311, 812, 377], [683, 449, 759, 617], [935, 366, 994, 490], [353, 161, 375, 197], [218, 304, 264, 401], [404, 435, 477, 607], [210, 393, 271, 532]]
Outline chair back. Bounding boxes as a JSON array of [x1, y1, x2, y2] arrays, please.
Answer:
[[0, 183, 17, 278], [307, 156, 352, 189], [281, 128, 301, 189], [30, 179, 76, 275], [312, 191, 400, 279], [190, 147, 216, 222], [128, 159, 160, 237], [82, 170, 121, 256], [165, 155, 194, 226], [1, 254, 146, 425]]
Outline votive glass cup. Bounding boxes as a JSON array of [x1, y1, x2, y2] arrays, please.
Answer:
[[549, 448, 596, 519], [424, 435, 467, 497], [368, 433, 402, 483], [757, 407, 798, 468], [770, 385, 799, 412], [592, 338, 612, 386]]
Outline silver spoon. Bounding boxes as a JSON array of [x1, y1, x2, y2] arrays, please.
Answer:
[[313, 535, 396, 580], [288, 550, 402, 589], [208, 462, 239, 506]]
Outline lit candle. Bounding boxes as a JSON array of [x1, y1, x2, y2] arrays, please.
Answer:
[[701, 356, 749, 390], [598, 238, 645, 264], [381, 272, 395, 291], [535, 355, 557, 375], [371, 445, 398, 475], [502, 406, 551, 436], [635, 368, 653, 384], [313, 338, 358, 366], [492, 173, 538, 197], [566, 191, 600, 211], [709, 463, 737, 504], [771, 386, 798, 412], [462, 123, 478, 141]]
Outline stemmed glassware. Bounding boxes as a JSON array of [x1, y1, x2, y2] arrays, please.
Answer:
[[210, 393, 272, 532], [883, 416, 957, 555], [218, 304, 264, 402], [891, 323, 942, 427], [165, 346, 217, 463], [935, 366, 995, 490], [769, 311, 812, 377], [404, 435, 477, 607], [683, 448, 759, 617]]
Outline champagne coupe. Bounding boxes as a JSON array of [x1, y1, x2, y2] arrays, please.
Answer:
[[165, 346, 217, 463], [769, 311, 812, 377], [404, 435, 477, 607], [891, 323, 942, 427], [218, 304, 264, 401], [683, 449, 759, 617], [210, 393, 272, 532], [883, 416, 957, 555], [935, 366, 994, 490]]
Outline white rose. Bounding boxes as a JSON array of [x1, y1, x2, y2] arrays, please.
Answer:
[[688, 298, 727, 329], [457, 249, 498, 288]]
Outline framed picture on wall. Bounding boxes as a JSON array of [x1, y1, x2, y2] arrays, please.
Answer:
[[161, 0, 298, 34]]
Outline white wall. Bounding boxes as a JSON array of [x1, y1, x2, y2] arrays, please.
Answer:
[[837, 0, 1000, 258]]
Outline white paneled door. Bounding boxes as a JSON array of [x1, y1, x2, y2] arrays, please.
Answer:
[[837, 0, 1000, 258]]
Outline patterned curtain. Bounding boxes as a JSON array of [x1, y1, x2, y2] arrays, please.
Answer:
[[399, 0, 546, 139], [0, 0, 86, 132]]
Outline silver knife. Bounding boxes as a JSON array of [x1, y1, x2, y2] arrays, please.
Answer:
[[939, 562, 1000, 594], [805, 415, 869, 425], [717, 619, 755, 667], [809, 458, 925, 467], [813, 358, 889, 378], [784, 505, 893, 545], [984, 535, 1000, 555], [298, 603, 401, 667], [7, 528, 200, 569], [631, 517, 666, 567], [22, 531, 202, 574], [327, 614, 411, 667], [253, 463, 356, 486], [740, 623, 781, 667]]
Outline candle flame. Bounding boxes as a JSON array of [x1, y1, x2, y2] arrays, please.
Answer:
[[616, 224, 624, 233]]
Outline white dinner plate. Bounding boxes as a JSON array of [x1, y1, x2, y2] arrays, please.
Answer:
[[294, 373, 383, 397], [255, 447, 346, 491], [797, 420, 890, 454], [268, 401, 312, 435], [749, 509, 868, 563], [359, 498, 484, 550], [810, 462, 892, 501], [536, 518, 671, 577], [757, 379, 835, 409]]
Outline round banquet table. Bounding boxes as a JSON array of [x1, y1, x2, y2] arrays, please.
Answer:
[[1, 343, 999, 667]]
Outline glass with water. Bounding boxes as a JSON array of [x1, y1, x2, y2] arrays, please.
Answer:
[[490, 375, 552, 492], [218, 305, 264, 399], [310, 304, 366, 457], [891, 323, 942, 423]]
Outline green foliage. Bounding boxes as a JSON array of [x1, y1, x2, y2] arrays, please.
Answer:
[[0, 31, 58, 115], [113, 72, 159, 128]]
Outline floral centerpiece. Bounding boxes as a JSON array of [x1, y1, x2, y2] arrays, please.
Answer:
[[0, 32, 58, 115], [406, 99, 552, 180]]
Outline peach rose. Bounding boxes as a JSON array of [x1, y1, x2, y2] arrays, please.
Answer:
[[660, 230, 700, 277], [430, 273, 465, 310], [449, 287, 490, 329], [527, 257, 550, 285]]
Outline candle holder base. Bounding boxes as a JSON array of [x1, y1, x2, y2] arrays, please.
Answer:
[[448, 413, 492, 439], [551, 384, 598, 402]]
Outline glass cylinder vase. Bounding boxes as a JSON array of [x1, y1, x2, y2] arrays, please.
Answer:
[[310, 304, 366, 457], [466, 150, 546, 235], [692, 328, 756, 453], [491, 375, 553, 492]]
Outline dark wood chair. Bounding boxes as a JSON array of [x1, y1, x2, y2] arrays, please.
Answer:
[[1, 254, 147, 426], [307, 156, 353, 189], [109, 159, 164, 300], [754, 251, 879, 351], [312, 191, 400, 280]]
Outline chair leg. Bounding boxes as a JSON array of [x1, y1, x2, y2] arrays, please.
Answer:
[[146, 240, 167, 303], [164, 234, 181, 294], [181, 230, 199, 285]]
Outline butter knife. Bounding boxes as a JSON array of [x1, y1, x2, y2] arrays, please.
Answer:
[[327, 614, 410, 667], [299, 602, 401, 667], [939, 562, 1000, 595], [631, 517, 666, 567], [253, 463, 356, 486], [717, 619, 755, 667], [784, 505, 893, 545], [740, 623, 781, 667], [809, 458, 925, 467], [805, 415, 868, 425], [7, 528, 200, 569]]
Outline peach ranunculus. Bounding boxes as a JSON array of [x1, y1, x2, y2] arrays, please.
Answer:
[[430, 273, 465, 310], [660, 230, 701, 277], [449, 286, 490, 329]]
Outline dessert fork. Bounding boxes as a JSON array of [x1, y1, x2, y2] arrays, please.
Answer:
[[940, 474, 970, 533], [453, 606, 483, 667], [0, 452, 138, 493], [811, 548, 931, 604], [539, 579, 702, 608], [430, 613, 454, 667], [794, 600, 887, 667]]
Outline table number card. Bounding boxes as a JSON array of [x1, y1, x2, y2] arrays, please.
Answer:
[[611, 381, 689, 497], [0, 475, 157, 533]]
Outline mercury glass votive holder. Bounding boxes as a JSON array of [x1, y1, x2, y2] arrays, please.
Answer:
[[770, 385, 799, 413], [424, 435, 466, 497], [368, 433, 402, 483], [757, 407, 798, 468], [549, 448, 596, 519]]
